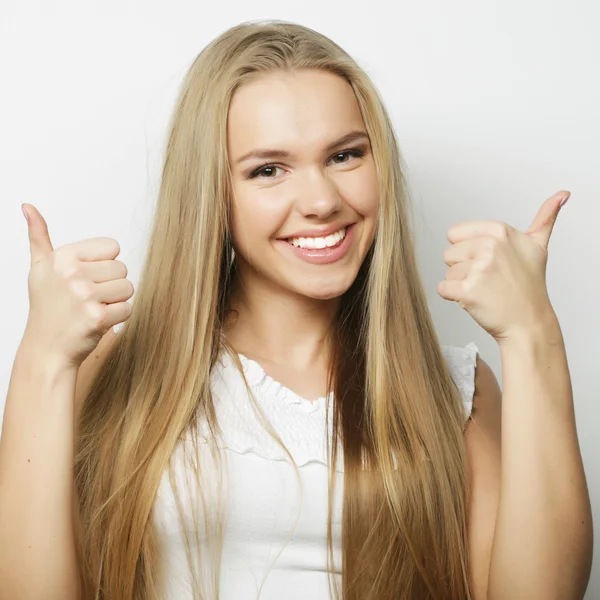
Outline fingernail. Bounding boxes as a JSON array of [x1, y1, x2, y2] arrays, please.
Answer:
[[21, 204, 29, 223], [559, 194, 570, 208]]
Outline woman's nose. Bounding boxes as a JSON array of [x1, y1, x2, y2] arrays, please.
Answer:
[[294, 171, 343, 219]]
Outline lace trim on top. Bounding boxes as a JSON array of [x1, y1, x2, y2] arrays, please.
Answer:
[[201, 350, 343, 471], [448, 342, 478, 424], [195, 343, 479, 473]]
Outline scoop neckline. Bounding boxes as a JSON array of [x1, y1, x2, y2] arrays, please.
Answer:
[[236, 352, 333, 406]]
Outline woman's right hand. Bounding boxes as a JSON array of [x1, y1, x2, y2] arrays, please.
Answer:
[[21, 203, 134, 368]]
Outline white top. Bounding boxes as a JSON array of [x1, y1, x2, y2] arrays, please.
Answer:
[[112, 325, 478, 599]]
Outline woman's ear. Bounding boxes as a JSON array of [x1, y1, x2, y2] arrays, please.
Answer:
[[225, 231, 236, 267]]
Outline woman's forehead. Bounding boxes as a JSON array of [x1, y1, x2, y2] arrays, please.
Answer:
[[227, 70, 365, 162]]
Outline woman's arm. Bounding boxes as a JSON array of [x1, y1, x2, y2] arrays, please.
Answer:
[[466, 317, 593, 600], [0, 340, 81, 600]]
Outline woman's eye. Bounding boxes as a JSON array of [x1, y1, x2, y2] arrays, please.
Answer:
[[250, 164, 282, 179], [331, 149, 363, 164], [248, 148, 365, 180]]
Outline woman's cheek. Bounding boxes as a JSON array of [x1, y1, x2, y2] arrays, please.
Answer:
[[230, 205, 279, 255]]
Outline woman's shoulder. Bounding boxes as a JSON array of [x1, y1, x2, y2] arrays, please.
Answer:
[[441, 342, 502, 432]]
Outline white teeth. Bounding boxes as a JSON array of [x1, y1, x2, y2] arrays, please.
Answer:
[[288, 227, 347, 249]]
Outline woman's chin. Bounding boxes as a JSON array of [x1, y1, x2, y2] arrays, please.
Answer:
[[303, 288, 347, 301], [290, 273, 356, 301]]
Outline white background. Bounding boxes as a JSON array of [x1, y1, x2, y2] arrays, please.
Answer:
[[1, 0, 598, 596]]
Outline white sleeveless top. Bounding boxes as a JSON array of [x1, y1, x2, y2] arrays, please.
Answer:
[[113, 326, 478, 599]]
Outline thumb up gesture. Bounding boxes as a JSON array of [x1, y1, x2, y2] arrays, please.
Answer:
[[22, 204, 134, 368], [437, 190, 569, 344]]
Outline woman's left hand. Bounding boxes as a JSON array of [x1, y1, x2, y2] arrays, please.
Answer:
[[437, 190, 570, 344]]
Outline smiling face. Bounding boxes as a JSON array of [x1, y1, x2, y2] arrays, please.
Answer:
[[227, 69, 380, 301]]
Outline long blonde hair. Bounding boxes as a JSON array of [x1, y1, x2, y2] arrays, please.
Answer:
[[75, 19, 473, 599]]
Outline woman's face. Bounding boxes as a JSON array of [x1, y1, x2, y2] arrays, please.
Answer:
[[227, 69, 380, 300]]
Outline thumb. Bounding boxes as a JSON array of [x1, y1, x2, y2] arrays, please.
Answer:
[[22, 203, 54, 265], [525, 190, 570, 250]]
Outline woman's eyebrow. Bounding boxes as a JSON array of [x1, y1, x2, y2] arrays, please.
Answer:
[[234, 130, 369, 166]]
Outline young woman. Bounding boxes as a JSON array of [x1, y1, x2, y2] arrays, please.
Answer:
[[0, 19, 592, 600]]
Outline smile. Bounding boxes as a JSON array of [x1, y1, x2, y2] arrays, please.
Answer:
[[276, 224, 356, 266], [287, 226, 347, 249]]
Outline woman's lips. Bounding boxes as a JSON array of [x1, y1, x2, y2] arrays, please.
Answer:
[[275, 224, 355, 265]]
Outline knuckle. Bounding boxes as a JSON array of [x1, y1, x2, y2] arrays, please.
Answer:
[[65, 263, 83, 280], [482, 238, 498, 261], [95, 237, 120, 258], [476, 255, 493, 272], [482, 260, 494, 274], [107, 238, 121, 256], [485, 236, 500, 251], [462, 277, 477, 296], [116, 260, 128, 278], [70, 279, 95, 300], [84, 303, 106, 328], [59, 263, 79, 281], [494, 222, 510, 240]]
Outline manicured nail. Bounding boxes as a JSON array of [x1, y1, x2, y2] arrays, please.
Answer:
[[559, 194, 570, 208], [21, 204, 29, 223]]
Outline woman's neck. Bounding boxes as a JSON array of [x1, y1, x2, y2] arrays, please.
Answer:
[[225, 274, 339, 371]]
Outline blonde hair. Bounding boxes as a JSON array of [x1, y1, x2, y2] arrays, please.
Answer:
[[75, 19, 473, 599]]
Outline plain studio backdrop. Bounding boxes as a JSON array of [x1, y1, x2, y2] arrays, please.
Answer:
[[1, 0, 598, 596]]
